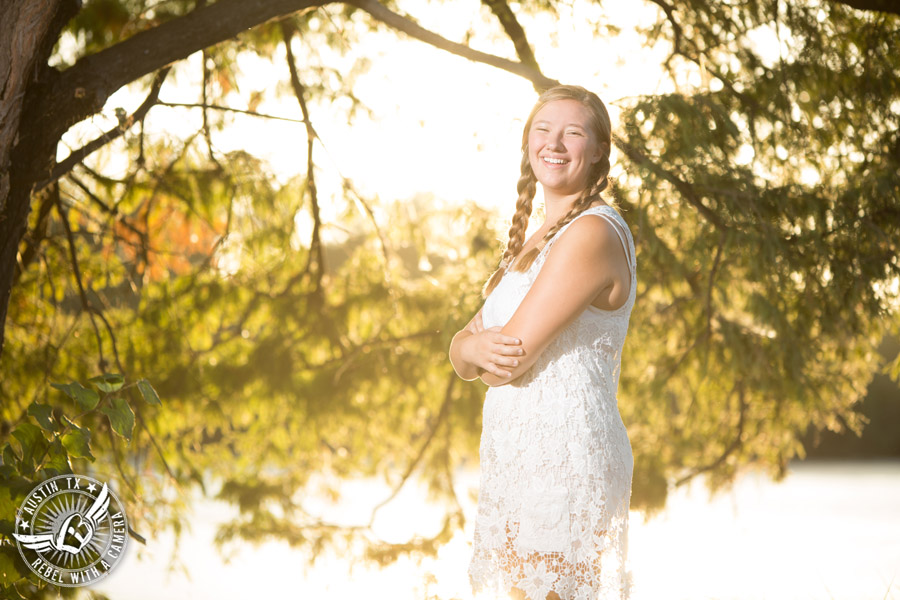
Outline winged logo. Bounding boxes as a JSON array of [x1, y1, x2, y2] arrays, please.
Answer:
[[14, 483, 110, 555]]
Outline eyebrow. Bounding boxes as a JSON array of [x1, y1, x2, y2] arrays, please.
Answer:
[[533, 120, 587, 129]]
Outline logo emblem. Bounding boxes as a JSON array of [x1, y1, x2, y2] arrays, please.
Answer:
[[12, 475, 128, 587]]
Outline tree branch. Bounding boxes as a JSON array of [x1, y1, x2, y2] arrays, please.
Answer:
[[612, 132, 728, 231], [645, 0, 683, 70], [346, 0, 558, 91], [281, 21, 326, 293], [706, 230, 726, 340], [367, 373, 455, 526], [200, 48, 219, 167], [481, 0, 545, 92], [36, 67, 170, 193], [55, 187, 108, 372], [36, 0, 561, 155], [674, 381, 747, 487], [158, 102, 310, 124], [830, 0, 900, 16], [29, 0, 329, 148]]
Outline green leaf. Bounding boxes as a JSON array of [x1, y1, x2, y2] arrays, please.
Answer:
[[89, 373, 125, 393], [0, 485, 16, 521], [137, 379, 161, 405], [43, 438, 74, 473], [0, 544, 26, 587], [100, 396, 135, 440], [1, 443, 16, 467], [887, 350, 900, 383], [27, 402, 54, 431], [51, 381, 100, 410], [11, 423, 48, 475], [61, 424, 94, 461]]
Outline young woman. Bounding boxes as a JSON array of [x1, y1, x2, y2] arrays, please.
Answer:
[[449, 85, 637, 600]]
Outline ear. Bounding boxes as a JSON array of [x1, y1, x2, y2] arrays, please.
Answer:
[[591, 141, 608, 164]]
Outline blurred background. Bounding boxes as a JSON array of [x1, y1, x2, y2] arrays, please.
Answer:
[[0, 0, 898, 598]]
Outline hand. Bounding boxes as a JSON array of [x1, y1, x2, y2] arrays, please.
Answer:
[[460, 325, 525, 379]]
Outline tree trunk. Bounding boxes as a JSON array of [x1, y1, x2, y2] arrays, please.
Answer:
[[0, 0, 78, 358]]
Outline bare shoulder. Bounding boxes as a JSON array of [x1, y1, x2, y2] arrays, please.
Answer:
[[547, 212, 626, 264]]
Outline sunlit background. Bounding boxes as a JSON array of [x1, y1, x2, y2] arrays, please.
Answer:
[[5, 0, 898, 598], [89, 461, 900, 599]]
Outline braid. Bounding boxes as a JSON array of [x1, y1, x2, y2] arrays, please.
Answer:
[[504, 154, 538, 264], [591, 150, 612, 198], [481, 154, 537, 299], [480, 84, 615, 299], [505, 141, 614, 274], [509, 189, 595, 274]]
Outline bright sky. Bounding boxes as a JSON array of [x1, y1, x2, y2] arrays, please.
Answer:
[[55, 0, 830, 248], [59, 0, 676, 244]]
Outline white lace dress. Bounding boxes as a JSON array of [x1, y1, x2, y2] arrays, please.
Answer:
[[468, 204, 636, 600]]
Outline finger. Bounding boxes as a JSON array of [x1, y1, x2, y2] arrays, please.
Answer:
[[494, 355, 520, 368], [492, 366, 512, 377], [492, 341, 524, 356], [492, 333, 522, 346], [482, 357, 509, 377]]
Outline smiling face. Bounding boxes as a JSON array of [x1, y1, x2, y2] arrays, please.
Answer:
[[526, 99, 604, 200]]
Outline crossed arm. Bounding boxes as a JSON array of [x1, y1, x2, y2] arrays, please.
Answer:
[[449, 215, 630, 387]]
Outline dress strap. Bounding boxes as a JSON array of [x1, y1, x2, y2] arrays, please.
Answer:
[[589, 209, 635, 283], [510, 205, 636, 278], [542, 206, 634, 268]]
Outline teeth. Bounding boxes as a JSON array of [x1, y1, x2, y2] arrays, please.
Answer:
[[543, 157, 567, 164]]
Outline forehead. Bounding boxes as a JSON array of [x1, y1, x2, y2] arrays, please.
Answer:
[[532, 99, 592, 126]]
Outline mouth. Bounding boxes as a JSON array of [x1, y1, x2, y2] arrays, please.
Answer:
[[542, 156, 568, 165]]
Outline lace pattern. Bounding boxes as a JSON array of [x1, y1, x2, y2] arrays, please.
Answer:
[[468, 205, 636, 600]]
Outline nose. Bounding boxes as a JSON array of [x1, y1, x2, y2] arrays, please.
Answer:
[[547, 131, 565, 151]]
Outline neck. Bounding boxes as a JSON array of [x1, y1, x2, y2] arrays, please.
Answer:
[[540, 188, 604, 224]]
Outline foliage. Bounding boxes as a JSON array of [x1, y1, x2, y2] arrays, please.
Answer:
[[802, 335, 900, 457], [0, 372, 159, 597], [2, 119, 499, 594], [614, 0, 900, 500], [1, 0, 899, 596]]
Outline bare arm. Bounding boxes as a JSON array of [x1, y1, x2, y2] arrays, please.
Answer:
[[449, 307, 524, 381], [478, 215, 630, 387], [449, 329, 480, 380]]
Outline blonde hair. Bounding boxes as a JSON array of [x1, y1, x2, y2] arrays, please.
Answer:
[[481, 85, 613, 299]]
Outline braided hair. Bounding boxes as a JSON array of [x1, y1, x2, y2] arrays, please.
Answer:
[[481, 85, 613, 299]]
